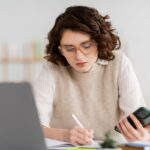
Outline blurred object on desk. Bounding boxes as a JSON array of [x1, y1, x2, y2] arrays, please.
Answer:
[[119, 141, 150, 150]]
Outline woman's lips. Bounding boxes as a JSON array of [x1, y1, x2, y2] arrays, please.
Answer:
[[76, 62, 87, 67]]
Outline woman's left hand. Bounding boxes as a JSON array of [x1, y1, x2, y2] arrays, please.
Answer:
[[145, 124, 150, 131], [117, 114, 150, 142]]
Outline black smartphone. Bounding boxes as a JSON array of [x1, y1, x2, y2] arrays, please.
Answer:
[[115, 107, 150, 133]]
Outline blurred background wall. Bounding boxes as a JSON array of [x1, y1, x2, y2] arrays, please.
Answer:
[[0, 0, 150, 106]]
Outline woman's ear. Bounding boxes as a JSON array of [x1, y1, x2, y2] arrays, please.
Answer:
[[58, 46, 63, 55], [58, 46, 61, 50]]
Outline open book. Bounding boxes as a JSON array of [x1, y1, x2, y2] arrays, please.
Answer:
[[45, 138, 101, 149], [119, 141, 150, 150]]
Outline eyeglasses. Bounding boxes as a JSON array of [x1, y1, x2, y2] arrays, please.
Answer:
[[59, 40, 97, 58]]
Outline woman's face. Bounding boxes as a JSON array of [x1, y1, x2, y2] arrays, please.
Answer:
[[59, 30, 98, 72]]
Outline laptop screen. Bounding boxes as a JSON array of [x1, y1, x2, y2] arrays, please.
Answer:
[[0, 82, 47, 150]]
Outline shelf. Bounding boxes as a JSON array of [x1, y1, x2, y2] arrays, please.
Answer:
[[0, 41, 44, 81]]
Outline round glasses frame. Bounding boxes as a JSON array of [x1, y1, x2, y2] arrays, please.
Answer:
[[59, 40, 97, 58]]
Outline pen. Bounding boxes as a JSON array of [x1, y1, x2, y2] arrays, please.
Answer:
[[72, 113, 84, 128], [71, 113, 95, 144]]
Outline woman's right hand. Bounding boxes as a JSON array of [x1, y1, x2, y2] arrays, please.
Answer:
[[69, 125, 94, 145]]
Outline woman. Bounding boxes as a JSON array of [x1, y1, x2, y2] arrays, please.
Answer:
[[34, 6, 146, 145]]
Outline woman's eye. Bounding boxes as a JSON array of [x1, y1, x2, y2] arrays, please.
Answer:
[[82, 42, 92, 49], [66, 47, 75, 52]]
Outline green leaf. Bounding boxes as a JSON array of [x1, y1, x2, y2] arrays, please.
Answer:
[[100, 132, 118, 148]]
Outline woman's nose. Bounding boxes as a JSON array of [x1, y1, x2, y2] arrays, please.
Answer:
[[75, 49, 85, 60]]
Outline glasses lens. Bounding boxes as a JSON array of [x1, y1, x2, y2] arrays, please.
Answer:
[[60, 40, 96, 58]]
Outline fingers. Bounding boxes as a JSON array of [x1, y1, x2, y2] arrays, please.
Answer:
[[145, 124, 150, 131], [119, 118, 137, 141], [130, 114, 144, 133], [118, 114, 150, 142], [89, 129, 94, 139], [69, 126, 94, 145]]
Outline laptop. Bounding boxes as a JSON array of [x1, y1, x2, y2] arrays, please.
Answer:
[[0, 82, 47, 150]]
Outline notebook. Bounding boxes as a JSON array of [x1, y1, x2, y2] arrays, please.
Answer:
[[0, 82, 47, 150], [45, 138, 101, 149], [119, 141, 150, 150]]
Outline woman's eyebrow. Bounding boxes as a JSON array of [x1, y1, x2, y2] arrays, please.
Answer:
[[80, 40, 91, 44], [62, 40, 91, 46], [62, 44, 74, 47]]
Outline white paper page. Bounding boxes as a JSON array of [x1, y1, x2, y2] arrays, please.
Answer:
[[79, 140, 100, 148], [45, 138, 74, 148], [45, 138, 101, 149]]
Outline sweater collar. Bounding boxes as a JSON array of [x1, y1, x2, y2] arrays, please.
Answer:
[[96, 59, 109, 65]]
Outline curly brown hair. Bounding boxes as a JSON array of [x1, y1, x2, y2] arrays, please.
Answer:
[[45, 6, 121, 65]]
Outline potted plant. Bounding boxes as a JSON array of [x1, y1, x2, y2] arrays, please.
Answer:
[[100, 132, 121, 150]]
